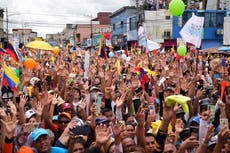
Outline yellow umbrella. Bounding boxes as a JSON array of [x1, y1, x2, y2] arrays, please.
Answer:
[[26, 40, 54, 51]]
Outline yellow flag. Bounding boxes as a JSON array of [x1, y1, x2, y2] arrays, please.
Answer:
[[98, 33, 104, 55], [115, 59, 121, 75]]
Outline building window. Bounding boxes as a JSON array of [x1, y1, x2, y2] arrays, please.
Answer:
[[129, 17, 137, 31], [121, 21, 124, 29], [204, 12, 216, 27], [113, 24, 116, 30], [216, 13, 224, 28], [182, 12, 192, 26], [165, 16, 170, 20], [163, 31, 171, 38]]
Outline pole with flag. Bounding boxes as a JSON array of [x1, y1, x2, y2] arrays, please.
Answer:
[[2, 63, 20, 91]]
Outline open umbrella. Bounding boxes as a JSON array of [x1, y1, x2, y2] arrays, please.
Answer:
[[26, 40, 54, 51]]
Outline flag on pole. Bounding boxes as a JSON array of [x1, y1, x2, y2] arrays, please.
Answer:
[[2, 63, 20, 91], [6, 43, 19, 62], [180, 13, 204, 48], [98, 33, 104, 56]]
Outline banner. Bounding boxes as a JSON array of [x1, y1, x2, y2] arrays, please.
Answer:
[[147, 39, 160, 51], [180, 13, 204, 48]]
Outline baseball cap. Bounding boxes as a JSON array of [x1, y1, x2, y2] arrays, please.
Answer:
[[52, 115, 58, 121], [58, 112, 72, 120], [199, 98, 212, 106], [30, 77, 40, 86], [25, 109, 36, 119], [176, 108, 185, 115], [17, 146, 34, 153], [189, 116, 200, 125], [61, 103, 73, 110], [90, 86, 101, 92], [32, 128, 48, 141], [96, 116, 110, 125]]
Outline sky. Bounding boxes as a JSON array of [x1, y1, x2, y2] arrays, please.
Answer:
[[0, 0, 131, 37]]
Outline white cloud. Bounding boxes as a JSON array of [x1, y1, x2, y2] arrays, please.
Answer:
[[1, 0, 130, 37]]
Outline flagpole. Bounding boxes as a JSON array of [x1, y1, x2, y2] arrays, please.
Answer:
[[6, 8, 8, 42]]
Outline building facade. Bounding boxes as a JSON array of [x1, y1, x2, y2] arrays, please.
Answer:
[[74, 12, 112, 47], [12, 29, 37, 47], [144, 9, 173, 49], [110, 6, 137, 49], [172, 10, 227, 49]]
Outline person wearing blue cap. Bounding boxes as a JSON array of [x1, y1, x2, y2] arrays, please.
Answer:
[[32, 128, 67, 153]]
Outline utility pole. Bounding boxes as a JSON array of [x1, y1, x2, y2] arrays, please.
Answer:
[[90, 15, 93, 49], [6, 8, 8, 42], [136, 0, 139, 46]]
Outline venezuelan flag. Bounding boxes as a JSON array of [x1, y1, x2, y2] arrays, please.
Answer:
[[2, 63, 20, 91], [6, 43, 19, 62]]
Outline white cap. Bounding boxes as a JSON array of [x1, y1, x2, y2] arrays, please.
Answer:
[[30, 77, 40, 86], [25, 109, 36, 119]]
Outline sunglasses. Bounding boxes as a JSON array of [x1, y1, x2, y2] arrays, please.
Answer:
[[58, 120, 71, 124]]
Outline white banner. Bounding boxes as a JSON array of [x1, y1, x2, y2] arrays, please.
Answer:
[[84, 51, 90, 79], [180, 13, 204, 48], [147, 39, 160, 51]]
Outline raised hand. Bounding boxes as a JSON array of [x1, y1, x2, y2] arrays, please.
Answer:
[[135, 106, 145, 126], [78, 99, 86, 111], [19, 95, 27, 109], [216, 126, 230, 146], [115, 91, 127, 108], [21, 123, 35, 134], [95, 124, 112, 146], [112, 122, 123, 139], [180, 136, 199, 150], [0, 107, 8, 121], [8, 101, 17, 116], [33, 101, 44, 117], [1, 113, 19, 139], [203, 125, 214, 144]]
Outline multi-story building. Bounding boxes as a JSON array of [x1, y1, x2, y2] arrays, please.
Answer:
[[110, 6, 137, 49], [74, 12, 111, 47], [172, 10, 227, 49], [46, 33, 62, 47], [144, 9, 173, 50], [61, 24, 75, 47], [12, 28, 37, 46]]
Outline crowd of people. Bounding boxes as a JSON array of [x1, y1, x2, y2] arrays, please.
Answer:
[[0, 45, 230, 153]]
